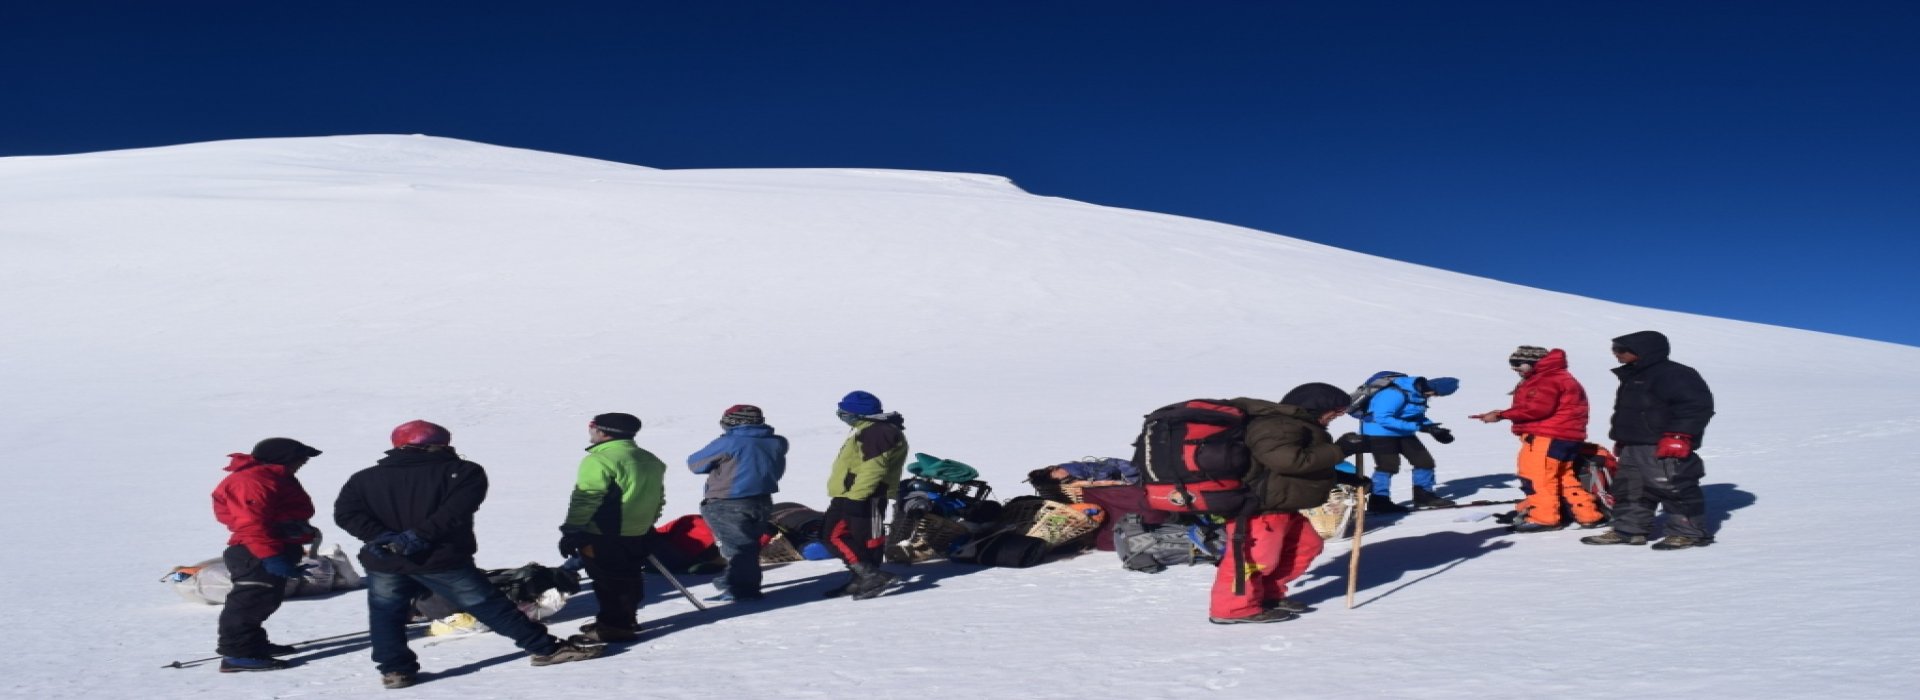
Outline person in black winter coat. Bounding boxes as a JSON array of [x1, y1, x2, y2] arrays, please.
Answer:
[[333, 420, 602, 689], [1582, 332, 1718, 550]]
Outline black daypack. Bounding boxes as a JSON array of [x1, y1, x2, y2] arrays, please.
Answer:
[[1131, 399, 1253, 514], [1346, 371, 1408, 420]]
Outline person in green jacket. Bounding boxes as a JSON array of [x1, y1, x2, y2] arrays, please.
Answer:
[[556, 412, 666, 642], [821, 391, 908, 600]]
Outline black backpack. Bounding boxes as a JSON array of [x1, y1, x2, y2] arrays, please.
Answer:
[[1131, 399, 1253, 515]]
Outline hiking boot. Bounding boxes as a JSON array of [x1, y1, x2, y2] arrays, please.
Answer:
[[530, 639, 604, 667], [849, 563, 900, 601], [1366, 494, 1410, 514], [1263, 598, 1312, 613], [1507, 520, 1566, 534], [822, 572, 861, 598], [1412, 488, 1456, 509], [263, 643, 298, 657], [381, 671, 417, 689], [1209, 609, 1298, 625], [218, 656, 290, 673], [572, 622, 638, 643], [1580, 530, 1648, 546], [1651, 535, 1715, 551]]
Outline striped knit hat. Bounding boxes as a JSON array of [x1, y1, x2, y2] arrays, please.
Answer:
[[721, 404, 765, 427], [1509, 346, 1550, 364]]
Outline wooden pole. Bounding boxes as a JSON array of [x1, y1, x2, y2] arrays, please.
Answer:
[[1346, 452, 1368, 610]]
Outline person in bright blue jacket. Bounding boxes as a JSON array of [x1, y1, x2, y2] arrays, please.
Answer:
[[687, 405, 789, 601], [1357, 375, 1459, 513]]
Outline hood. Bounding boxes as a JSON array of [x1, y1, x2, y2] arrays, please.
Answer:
[[1612, 330, 1672, 365], [1231, 397, 1320, 422], [375, 445, 462, 467], [586, 438, 636, 454], [724, 424, 777, 437], [1534, 348, 1571, 373], [224, 453, 265, 472], [856, 412, 906, 428]]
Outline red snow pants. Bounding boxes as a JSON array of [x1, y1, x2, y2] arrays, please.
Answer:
[[1209, 512, 1323, 619]]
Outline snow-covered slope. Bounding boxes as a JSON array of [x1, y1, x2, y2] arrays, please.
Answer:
[[2, 135, 1915, 698]]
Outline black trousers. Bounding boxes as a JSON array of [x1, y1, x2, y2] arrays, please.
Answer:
[[215, 544, 289, 658], [581, 534, 649, 632], [1363, 435, 1435, 474], [821, 496, 885, 567]]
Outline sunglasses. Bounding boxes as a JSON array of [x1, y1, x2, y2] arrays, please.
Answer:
[[1610, 346, 1630, 354], [1508, 360, 1533, 368]]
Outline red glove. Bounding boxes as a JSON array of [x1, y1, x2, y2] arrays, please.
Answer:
[[1655, 433, 1693, 459]]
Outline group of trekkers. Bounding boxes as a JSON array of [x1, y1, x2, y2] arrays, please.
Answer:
[[1190, 330, 1716, 624], [210, 390, 906, 688], [206, 329, 1716, 684]]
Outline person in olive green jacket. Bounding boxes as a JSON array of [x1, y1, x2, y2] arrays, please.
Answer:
[[556, 412, 666, 642], [1210, 383, 1364, 624], [821, 390, 908, 600]]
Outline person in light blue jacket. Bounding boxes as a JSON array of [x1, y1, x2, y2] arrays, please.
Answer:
[[687, 405, 788, 601], [1357, 375, 1459, 513]]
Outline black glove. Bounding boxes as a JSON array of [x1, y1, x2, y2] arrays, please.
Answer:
[[1422, 424, 1455, 444], [558, 531, 588, 559], [1335, 432, 1367, 457]]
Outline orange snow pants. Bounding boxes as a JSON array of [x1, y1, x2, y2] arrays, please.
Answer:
[[1210, 512, 1323, 618], [1515, 435, 1604, 527]]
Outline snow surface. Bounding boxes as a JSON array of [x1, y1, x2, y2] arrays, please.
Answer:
[[2, 134, 1916, 699]]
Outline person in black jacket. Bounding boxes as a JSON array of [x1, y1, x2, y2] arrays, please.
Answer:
[[1582, 332, 1718, 550], [333, 420, 602, 689]]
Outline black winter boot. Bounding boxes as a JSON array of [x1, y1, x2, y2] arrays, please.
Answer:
[[821, 570, 862, 598], [849, 562, 900, 600], [1366, 494, 1410, 514], [1412, 488, 1456, 509]]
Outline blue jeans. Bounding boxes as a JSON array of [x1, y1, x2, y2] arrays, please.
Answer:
[[366, 568, 561, 674], [700, 495, 771, 596]]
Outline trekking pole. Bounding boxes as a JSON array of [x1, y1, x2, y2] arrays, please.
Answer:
[[646, 554, 709, 611], [1346, 453, 1368, 610], [162, 626, 389, 668]]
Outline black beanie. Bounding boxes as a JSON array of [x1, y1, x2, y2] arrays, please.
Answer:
[[591, 413, 642, 436], [251, 437, 322, 465], [1281, 382, 1351, 414]]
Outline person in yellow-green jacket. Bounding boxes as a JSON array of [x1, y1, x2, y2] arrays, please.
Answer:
[[821, 391, 908, 600], [556, 412, 666, 643]]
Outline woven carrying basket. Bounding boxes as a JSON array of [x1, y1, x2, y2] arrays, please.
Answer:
[[886, 514, 971, 563], [759, 532, 803, 564], [1304, 485, 1361, 540], [1003, 499, 1101, 547]]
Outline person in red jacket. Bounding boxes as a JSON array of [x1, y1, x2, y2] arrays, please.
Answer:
[[1470, 346, 1605, 532], [211, 437, 322, 673]]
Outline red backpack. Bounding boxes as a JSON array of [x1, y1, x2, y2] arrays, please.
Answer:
[[1130, 400, 1253, 514]]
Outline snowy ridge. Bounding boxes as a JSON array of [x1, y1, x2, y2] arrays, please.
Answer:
[[1, 135, 1916, 698]]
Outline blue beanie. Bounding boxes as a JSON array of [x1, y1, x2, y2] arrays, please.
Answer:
[[1426, 377, 1460, 396], [838, 390, 883, 415]]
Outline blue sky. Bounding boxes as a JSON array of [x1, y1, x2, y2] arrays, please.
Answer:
[[5, 2, 1915, 346]]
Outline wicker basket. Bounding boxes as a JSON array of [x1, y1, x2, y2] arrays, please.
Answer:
[[1304, 485, 1361, 540], [1060, 480, 1132, 503], [886, 514, 971, 563], [759, 532, 803, 564], [1001, 499, 1101, 548]]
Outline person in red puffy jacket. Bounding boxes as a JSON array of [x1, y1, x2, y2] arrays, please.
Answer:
[[210, 438, 322, 672], [1470, 346, 1605, 532]]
